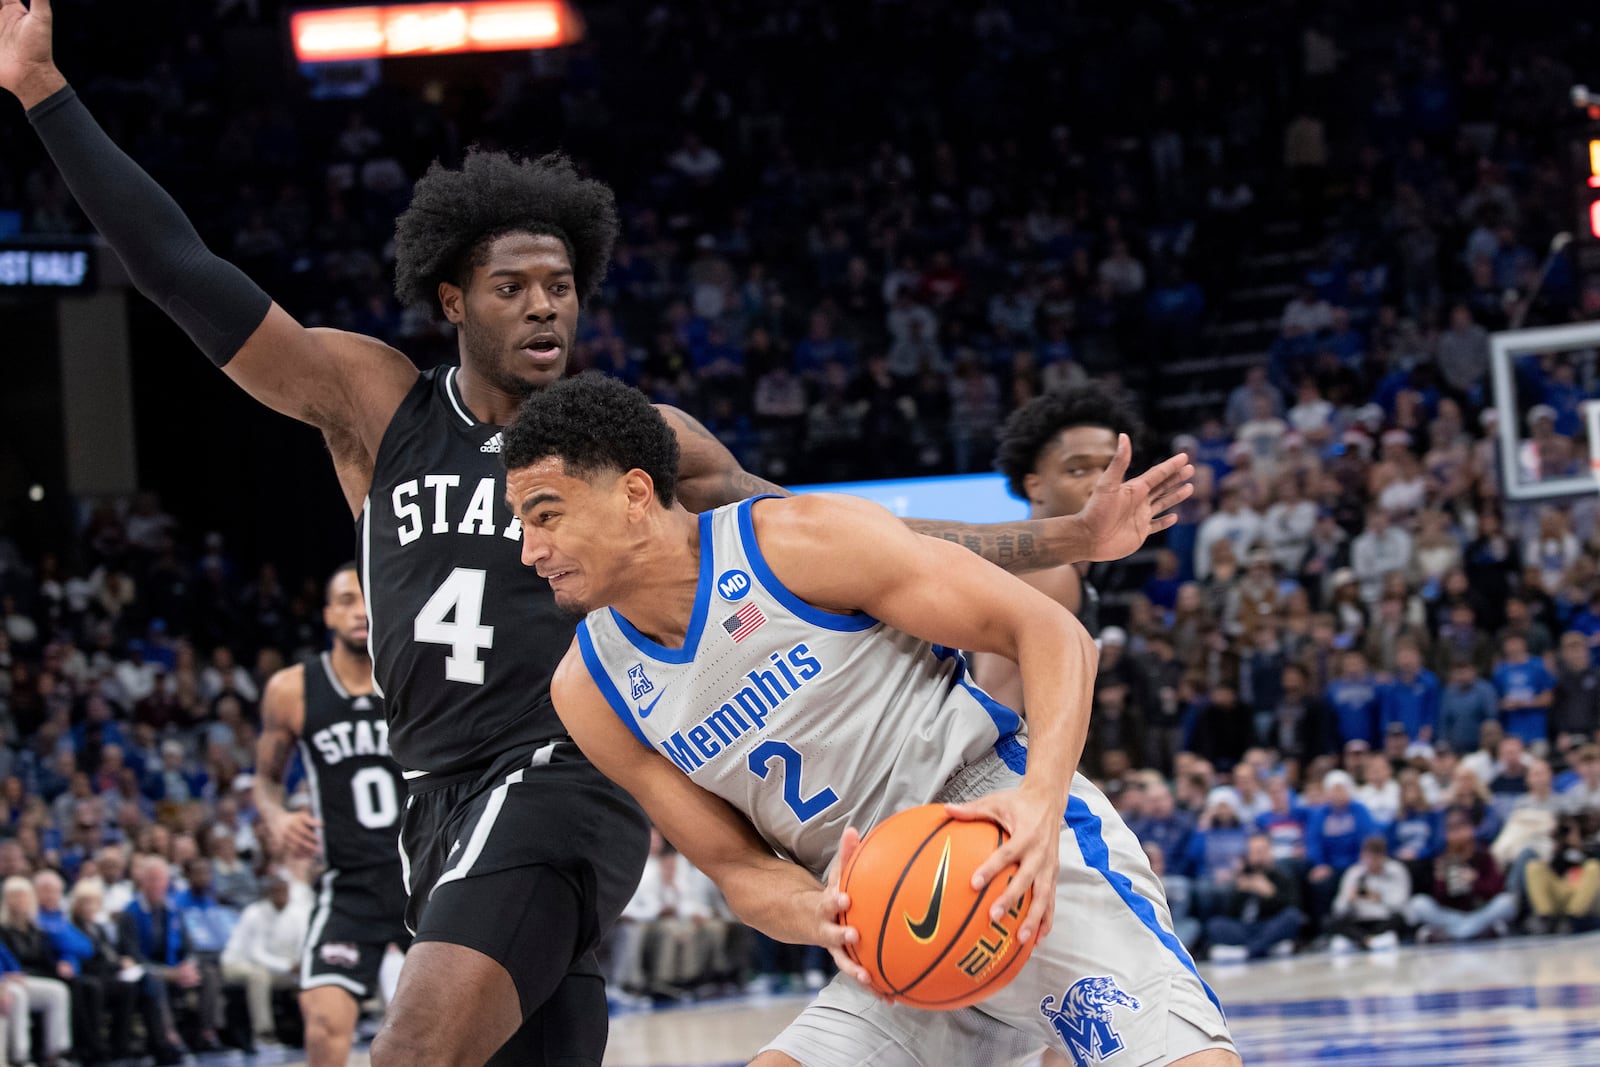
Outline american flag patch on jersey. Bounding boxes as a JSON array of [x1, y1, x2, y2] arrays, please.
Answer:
[[722, 602, 767, 642]]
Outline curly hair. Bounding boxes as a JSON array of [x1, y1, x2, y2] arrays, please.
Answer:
[[502, 372, 680, 506], [994, 382, 1145, 500], [392, 148, 618, 310]]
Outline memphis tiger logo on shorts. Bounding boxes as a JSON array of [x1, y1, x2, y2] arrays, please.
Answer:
[[319, 942, 360, 969], [1039, 975, 1142, 1067]]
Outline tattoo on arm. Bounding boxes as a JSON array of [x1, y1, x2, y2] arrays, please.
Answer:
[[915, 522, 1041, 573], [722, 469, 791, 501]]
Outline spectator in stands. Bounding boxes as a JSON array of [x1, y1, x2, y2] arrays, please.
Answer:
[[1463, 721, 1508, 785], [1256, 776, 1309, 871], [34, 869, 109, 1064], [1350, 506, 1413, 606], [220, 874, 305, 1048], [1379, 641, 1440, 742], [1488, 736, 1533, 806], [1306, 770, 1378, 921], [1521, 814, 1600, 934], [1510, 759, 1561, 817], [1327, 835, 1410, 952], [117, 854, 225, 1053], [1326, 650, 1381, 749], [1560, 744, 1600, 816], [1142, 842, 1200, 950], [1407, 809, 1517, 942], [0, 876, 73, 1066], [1356, 749, 1401, 824], [1193, 486, 1262, 582], [1550, 632, 1600, 754], [1129, 779, 1197, 883], [174, 856, 236, 958], [208, 827, 255, 910], [1204, 832, 1305, 961], [67, 877, 182, 1065], [1187, 793, 1254, 918], [1439, 661, 1500, 757]]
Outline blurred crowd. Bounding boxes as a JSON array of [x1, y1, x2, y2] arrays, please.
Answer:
[[2, 0, 1600, 1040]]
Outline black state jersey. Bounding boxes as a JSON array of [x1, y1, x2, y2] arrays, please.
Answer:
[[299, 652, 405, 873], [358, 366, 575, 775]]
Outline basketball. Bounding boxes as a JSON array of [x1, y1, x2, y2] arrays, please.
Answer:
[[839, 804, 1036, 1010]]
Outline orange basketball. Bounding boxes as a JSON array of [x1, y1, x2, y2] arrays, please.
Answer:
[[839, 803, 1036, 1010]]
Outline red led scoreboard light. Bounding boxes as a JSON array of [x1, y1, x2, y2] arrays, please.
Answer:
[[291, 1, 578, 62]]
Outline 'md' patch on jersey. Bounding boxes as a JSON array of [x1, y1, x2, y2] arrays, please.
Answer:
[[722, 602, 766, 642], [716, 568, 751, 601]]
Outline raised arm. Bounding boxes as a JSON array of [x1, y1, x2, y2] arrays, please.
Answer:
[[662, 396, 1191, 574], [254, 665, 321, 860], [905, 434, 1192, 568], [658, 404, 792, 511], [0, 0, 415, 508], [752, 493, 1100, 943], [549, 646, 878, 988]]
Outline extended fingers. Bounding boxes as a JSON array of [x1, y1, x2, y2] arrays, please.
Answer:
[[1019, 878, 1057, 944], [1138, 452, 1192, 493], [1098, 433, 1133, 485], [1149, 477, 1195, 514]]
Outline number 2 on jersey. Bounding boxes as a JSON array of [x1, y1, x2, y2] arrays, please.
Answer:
[[747, 740, 839, 823], [414, 568, 495, 684]]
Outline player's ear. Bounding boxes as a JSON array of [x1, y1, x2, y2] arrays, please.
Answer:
[[1021, 471, 1043, 505], [622, 468, 657, 515], [437, 281, 465, 324]]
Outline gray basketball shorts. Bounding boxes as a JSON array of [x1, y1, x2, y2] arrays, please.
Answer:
[[761, 751, 1235, 1067]]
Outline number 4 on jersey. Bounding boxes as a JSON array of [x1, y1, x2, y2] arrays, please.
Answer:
[[414, 568, 495, 684]]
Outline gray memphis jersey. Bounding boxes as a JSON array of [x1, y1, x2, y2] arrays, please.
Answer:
[[575, 497, 1025, 879]]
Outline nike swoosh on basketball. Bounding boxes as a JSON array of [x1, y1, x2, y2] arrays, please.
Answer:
[[905, 838, 952, 943], [636, 689, 667, 718]]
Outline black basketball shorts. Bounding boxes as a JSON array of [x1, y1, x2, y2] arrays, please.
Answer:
[[398, 740, 650, 1018], [301, 863, 413, 1000]]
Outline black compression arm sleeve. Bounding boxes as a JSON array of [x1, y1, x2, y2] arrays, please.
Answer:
[[27, 86, 272, 367]]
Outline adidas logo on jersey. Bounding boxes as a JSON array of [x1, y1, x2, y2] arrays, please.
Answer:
[[480, 432, 504, 453]]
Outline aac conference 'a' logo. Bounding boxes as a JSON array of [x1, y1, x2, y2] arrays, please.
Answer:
[[716, 569, 751, 601]]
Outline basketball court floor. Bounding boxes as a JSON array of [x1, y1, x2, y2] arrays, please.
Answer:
[[237, 932, 1597, 1066]]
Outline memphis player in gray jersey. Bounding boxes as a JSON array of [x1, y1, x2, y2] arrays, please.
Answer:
[[505, 374, 1238, 1067]]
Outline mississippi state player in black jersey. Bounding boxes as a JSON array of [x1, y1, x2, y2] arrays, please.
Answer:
[[256, 565, 408, 1067], [980, 384, 1147, 1067], [978, 382, 1150, 707], [3, 10, 1192, 1061]]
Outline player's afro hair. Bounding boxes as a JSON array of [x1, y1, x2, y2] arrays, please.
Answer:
[[392, 148, 618, 310], [502, 372, 680, 507], [995, 382, 1145, 501]]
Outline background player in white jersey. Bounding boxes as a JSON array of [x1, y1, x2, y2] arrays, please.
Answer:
[[1, 5, 1190, 1060], [256, 565, 409, 1067], [508, 374, 1238, 1067]]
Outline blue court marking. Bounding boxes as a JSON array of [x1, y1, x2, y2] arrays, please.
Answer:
[[1222, 980, 1600, 1019]]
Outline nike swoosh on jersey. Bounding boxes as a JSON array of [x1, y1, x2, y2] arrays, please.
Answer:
[[905, 838, 952, 943], [636, 690, 667, 718]]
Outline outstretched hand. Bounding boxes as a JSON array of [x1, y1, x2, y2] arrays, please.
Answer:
[[0, 0, 64, 107], [1072, 434, 1194, 563]]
